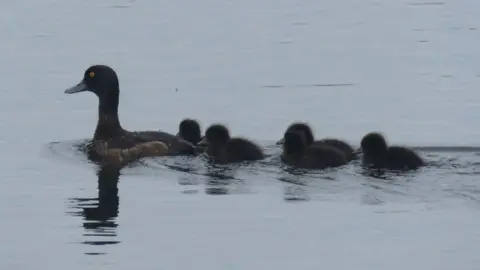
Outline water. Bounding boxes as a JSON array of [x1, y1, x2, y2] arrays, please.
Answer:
[[1, 0, 480, 269]]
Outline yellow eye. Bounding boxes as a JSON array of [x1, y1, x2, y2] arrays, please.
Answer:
[[89, 72, 95, 78]]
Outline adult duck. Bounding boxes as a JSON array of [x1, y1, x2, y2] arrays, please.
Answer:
[[64, 65, 195, 158]]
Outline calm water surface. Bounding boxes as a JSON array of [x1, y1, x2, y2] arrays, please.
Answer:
[[1, 0, 480, 269]]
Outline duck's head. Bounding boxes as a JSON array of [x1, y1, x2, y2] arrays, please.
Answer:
[[65, 65, 119, 98], [65, 65, 120, 114], [198, 124, 230, 147], [177, 119, 202, 145], [360, 132, 388, 156], [283, 130, 308, 155], [276, 122, 314, 145]]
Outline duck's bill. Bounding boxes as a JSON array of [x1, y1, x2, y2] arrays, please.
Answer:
[[65, 80, 88, 94], [275, 138, 285, 145]]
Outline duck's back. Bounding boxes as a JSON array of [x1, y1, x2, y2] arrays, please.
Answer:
[[93, 129, 195, 156], [386, 146, 424, 170], [225, 138, 264, 163], [313, 138, 356, 161], [128, 130, 196, 155], [297, 145, 348, 169]]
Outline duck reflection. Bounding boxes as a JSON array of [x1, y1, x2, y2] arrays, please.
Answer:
[[68, 165, 121, 249]]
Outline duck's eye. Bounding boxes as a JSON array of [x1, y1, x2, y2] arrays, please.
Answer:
[[89, 72, 95, 78]]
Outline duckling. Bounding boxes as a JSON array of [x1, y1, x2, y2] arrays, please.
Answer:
[[360, 132, 424, 170], [94, 140, 168, 167], [198, 124, 264, 164], [64, 65, 195, 160], [177, 118, 203, 145], [276, 122, 356, 161], [281, 130, 347, 169]]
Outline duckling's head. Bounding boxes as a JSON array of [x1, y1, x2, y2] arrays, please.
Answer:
[[199, 124, 230, 147], [178, 119, 202, 145], [276, 122, 315, 145], [283, 130, 308, 155], [65, 65, 120, 113], [360, 132, 388, 156]]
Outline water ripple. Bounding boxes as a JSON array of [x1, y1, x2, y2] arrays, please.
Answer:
[[43, 139, 480, 255]]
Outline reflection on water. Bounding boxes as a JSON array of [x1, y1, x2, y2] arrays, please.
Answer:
[[282, 178, 310, 202], [204, 163, 236, 195], [67, 165, 121, 255], [46, 138, 480, 256]]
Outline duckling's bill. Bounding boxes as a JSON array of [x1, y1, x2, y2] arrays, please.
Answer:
[[197, 137, 208, 146]]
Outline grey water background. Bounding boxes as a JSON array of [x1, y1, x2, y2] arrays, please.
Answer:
[[1, 0, 480, 269]]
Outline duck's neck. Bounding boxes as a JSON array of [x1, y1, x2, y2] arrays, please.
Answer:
[[94, 92, 124, 140]]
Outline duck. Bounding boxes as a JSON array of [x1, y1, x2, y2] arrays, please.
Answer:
[[94, 140, 169, 167], [360, 132, 424, 170], [198, 124, 264, 164], [276, 122, 356, 161], [177, 118, 203, 145], [64, 65, 195, 159], [281, 129, 347, 169]]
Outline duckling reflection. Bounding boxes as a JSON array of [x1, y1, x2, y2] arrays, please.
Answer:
[[67, 165, 121, 249], [278, 169, 310, 202], [204, 164, 236, 195]]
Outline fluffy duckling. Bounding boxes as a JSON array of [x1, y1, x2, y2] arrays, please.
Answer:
[[177, 118, 203, 145], [277, 122, 356, 161], [281, 130, 347, 169], [198, 124, 264, 164], [360, 132, 424, 170], [94, 140, 169, 167]]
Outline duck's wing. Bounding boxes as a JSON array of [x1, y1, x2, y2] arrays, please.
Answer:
[[300, 145, 348, 169], [387, 146, 424, 169], [127, 130, 176, 143], [125, 130, 196, 156]]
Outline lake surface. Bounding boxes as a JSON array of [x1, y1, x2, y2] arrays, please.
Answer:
[[1, 0, 480, 269]]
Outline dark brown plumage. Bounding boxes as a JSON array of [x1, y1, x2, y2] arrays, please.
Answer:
[[360, 132, 424, 170], [277, 122, 356, 161], [199, 124, 264, 164], [177, 118, 203, 145], [281, 130, 347, 169], [64, 65, 195, 161]]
